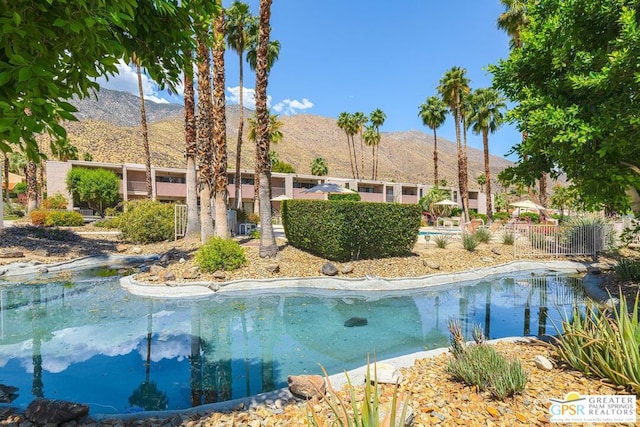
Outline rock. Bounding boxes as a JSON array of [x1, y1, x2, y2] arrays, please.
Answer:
[[116, 244, 128, 252], [321, 262, 338, 276], [266, 264, 280, 273], [480, 257, 494, 263], [132, 246, 143, 254], [179, 257, 186, 264], [533, 355, 553, 371], [149, 265, 165, 275], [287, 375, 325, 399], [344, 317, 368, 327], [0, 250, 24, 258], [341, 263, 355, 274], [425, 261, 440, 270], [367, 363, 403, 385], [159, 269, 176, 282], [587, 266, 601, 275], [591, 262, 613, 271], [25, 398, 89, 425], [491, 247, 502, 255], [208, 283, 220, 292], [159, 253, 172, 263], [213, 271, 226, 280], [182, 267, 200, 280]]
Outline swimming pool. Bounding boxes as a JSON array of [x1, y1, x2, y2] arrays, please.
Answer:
[[0, 270, 588, 414]]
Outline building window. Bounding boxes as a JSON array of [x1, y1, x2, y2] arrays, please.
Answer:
[[293, 182, 317, 189], [157, 176, 186, 184]]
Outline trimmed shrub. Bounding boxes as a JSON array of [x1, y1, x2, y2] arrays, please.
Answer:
[[29, 209, 47, 226], [44, 210, 84, 227], [282, 200, 421, 262], [492, 211, 510, 222], [518, 212, 540, 223], [41, 193, 68, 210], [328, 192, 362, 202], [196, 237, 247, 272], [119, 200, 175, 243]]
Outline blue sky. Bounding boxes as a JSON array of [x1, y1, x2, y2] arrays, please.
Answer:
[[98, 0, 521, 160]]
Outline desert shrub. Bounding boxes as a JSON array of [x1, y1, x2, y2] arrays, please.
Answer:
[[196, 237, 247, 272], [29, 209, 47, 226], [3, 202, 25, 217], [562, 215, 613, 253], [93, 217, 121, 229], [502, 231, 515, 245], [249, 229, 260, 239], [518, 212, 540, 223], [104, 206, 121, 217], [614, 258, 640, 282], [434, 234, 451, 249], [552, 294, 640, 393], [119, 200, 174, 243], [470, 211, 488, 225], [44, 210, 84, 227], [473, 227, 491, 243], [447, 320, 527, 400], [41, 193, 68, 210], [462, 233, 479, 252], [492, 211, 510, 222]]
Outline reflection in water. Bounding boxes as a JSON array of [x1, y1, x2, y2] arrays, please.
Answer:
[[0, 272, 588, 413]]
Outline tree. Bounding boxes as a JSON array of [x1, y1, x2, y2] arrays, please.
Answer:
[[467, 88, 506, 221], [353, 111, 367, 179], [438, 66, 471, 222], [66, 168, 119, 217], [418, 96, 447, 186], [254, 0, 277, 258], [212, 1, 230, 238], [182, 47, 200, 240], [336, 112, 357, 179], [491, 0, 640, 215], [226, 1, 256, 211], [362, 124, 380, 180], [51, 139, 78, 162], [310, 157, 328, 176], [369, 108, 386, 180], [248, 113, 282, 214]]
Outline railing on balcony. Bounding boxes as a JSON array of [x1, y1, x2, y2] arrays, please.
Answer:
[[126, 180, 148, 193]]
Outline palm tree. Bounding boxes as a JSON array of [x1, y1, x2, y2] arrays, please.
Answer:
[[195, 29, 215, 242], [362, 125, 379, 179], [3, 153, 9, 203], [369, 108, 386, 180], [496, 0, 528, 49], [438, 66, 471, 222], [418, 96, 447, 186], [248, 113, 282, 213], [353, 111, 367, 179], [26, 160, 37, 213], [310, 157, 328, 176], [467, 88, 506, 221], [254, 0, 277, 258], [226, 1, 255, 211], [212, 1, 229, 238], [183, 46, 200, 240], [133, 54, 153, 199], [50, 139, 78, 162], [336, 112, 357, 179]]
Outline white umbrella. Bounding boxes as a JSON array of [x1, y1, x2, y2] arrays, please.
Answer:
[[270, 194, 292, 201], [302, 183, 356, 194], [509, 200, 546, 211], [434, 199, 458, 206]]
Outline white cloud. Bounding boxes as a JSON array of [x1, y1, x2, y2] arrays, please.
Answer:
[[226, 85, 274, 110], [272, 98, 314, 115], [95, 59, 170, 104]]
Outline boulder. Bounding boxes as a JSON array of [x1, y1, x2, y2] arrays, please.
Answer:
[[25, 398, 89, 425], [158, 269, 176, 282], [367, 363, 403, 385], [149, 265, 165, 275], [182, 267, 200, 280], [533, 355, 553, 371], [213, 271, 226, 280], [266, 264, 280, 273], [287, 375, 325, 399], [341, 263, 355, 274], [491, 247, 502, 256], [321, 262, 339, 276], [425, 261, 440, 270], [344, 317, 368, 327]]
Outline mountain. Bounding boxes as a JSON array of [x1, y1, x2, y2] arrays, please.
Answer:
[[64, 88, 513, 189]]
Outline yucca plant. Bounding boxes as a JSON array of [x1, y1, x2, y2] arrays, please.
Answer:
[[473, 227, 492, 244], [307, 357, 410, 427], [462, 233, 479, 252], [501, 230, 515, 245], [433, 234, 451, 249], [552, 293, 640, 393]]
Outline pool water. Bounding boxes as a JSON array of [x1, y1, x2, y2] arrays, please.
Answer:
[[0, 271, 587, 414]]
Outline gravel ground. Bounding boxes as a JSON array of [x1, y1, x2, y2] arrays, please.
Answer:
[[1, 223, 638, 426]]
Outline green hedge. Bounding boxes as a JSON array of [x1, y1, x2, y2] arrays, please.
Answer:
[[282, 200, 421, 261], [119, 200, 175, 243]]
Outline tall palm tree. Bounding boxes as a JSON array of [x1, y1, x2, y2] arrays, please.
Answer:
[[254, 0, 277, 258], [418, 96, 447, 186], [183, 46, 201, 240], [248, 113, 283, 212], [467, 88, 506, 221], [26, 160, 37, 213], [195, 29, 215, 242], [496, 0, 528, 49], [369, 108, 386, 180], [226, 1, 255, 211], [438, 66, 471, 222], [133, 54, 153, 199], [3, 153, 9, 203], [212, 1, 229, 238], [362, 125, 379, 180], [336, 112, 357, 179], [353, 111, 367, 179]]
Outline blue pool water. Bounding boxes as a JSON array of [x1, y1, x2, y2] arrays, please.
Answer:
[[0, 271, 588, 414]]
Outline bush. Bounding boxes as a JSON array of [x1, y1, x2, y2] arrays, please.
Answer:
[[470, 212, 488, 225], [41, 193, 68, 210], [462, 233, 479, 252], [93, 217, 122, 229], [66, 167, 120, 217], [282, 200, 421, 262], [246, 213, 260, 224], [29, 209, 47, 226], [44, 210, 84, 227], [433, 234, 451, 249], [552, 294, 640, 393], [196, 237, 247, 272], [119, 200, 175, 243], [492, 211, 510, 222], [328, 192, 361, 202], [502, 231, 515, 245], [518, 212, 540, 223], [473, 227, 492, 244], [614, 258, 640, 282], [447, 320, 527, 400], [3, 202, 25, 217], [13, 182, 27, 195]]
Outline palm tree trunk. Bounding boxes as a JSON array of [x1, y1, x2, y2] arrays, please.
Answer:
[[350, 135, 359, 179], [136, 60, 153, 199], [359, 133, 364, 180], [461, 116, 470, 222], [255, 0, 277, 258], [346, 133, 356, 179], [26, 161, 37, 213], [454, 110, 468, 224], [433, 129, 439, 186], [234, 50, 245, 211], [183, 48, 200, 240], [212, 4, 229, 238], [483, 129, 493, 220], [371, 145, 375, 180], [196, 34, 215, 242], [4, 153, 9, 203]]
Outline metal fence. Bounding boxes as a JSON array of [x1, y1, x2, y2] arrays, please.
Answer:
[[174, 204, 187, 240], [511, 223, 611, 258]]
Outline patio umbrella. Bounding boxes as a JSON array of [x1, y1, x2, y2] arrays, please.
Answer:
[[270, 195, 292, 201], [302, 183, 355, 194], [509, 200, 546, 211], [434, 199, 458, 206]]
